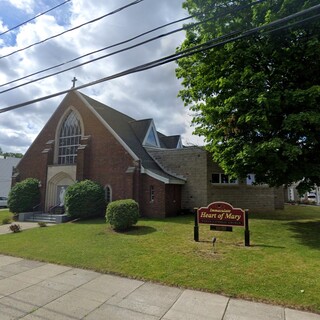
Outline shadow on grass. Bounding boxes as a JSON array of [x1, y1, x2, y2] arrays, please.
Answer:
[[252, 244, 286, 249], [73, 218, 105, 225], [140, 214, 194, 225], [117, 225, 157, 236], [287, 220, 320, 250]]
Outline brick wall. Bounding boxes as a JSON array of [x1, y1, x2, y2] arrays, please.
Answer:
[[140, 175, 166, 218], [148, 146, 284, 213], [147, 147, 208, 211], [274, 187, 285, 209], [206, 155, 283, 212], [207, 184, 276, 212], [15, 92, 136, 212]]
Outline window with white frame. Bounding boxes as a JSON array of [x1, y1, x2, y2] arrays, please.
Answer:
[[211, 173, 238, 184], [58, 111, 82, 165], [145, 127, 159, 147]]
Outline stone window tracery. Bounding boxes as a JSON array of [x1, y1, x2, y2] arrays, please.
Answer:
[[58, 111, 81, 165]]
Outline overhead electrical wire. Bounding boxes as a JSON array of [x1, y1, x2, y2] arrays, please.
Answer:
[[0, 0, 144, 60], [1, 3, 319, 114], [0, 16, 237, 94], [0, 0, 71, 37], [0, 15, 193, 91], [0, 0, 268, 93]]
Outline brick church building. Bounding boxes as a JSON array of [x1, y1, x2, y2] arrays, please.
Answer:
[[13, 91, 283, 218]]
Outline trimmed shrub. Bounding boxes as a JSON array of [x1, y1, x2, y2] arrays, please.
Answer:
[[38, 222, 47, 227], [65, 180, 106, 219], [8, 178, 40, 213], [2, 217, 11, 225], [106, 199, 139, 231]]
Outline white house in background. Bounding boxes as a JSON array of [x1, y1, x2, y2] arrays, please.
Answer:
[[0, 156, 20, 197], [286, 183, 320, 205]]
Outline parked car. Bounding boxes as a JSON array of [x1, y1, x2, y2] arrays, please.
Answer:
[[0, 196, 8, 208]]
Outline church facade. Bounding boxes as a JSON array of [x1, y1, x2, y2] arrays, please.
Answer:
[[12, 91, 283, 218]]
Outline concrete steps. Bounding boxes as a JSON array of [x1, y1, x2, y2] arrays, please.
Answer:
[[25, 213, 57, 223], [20, 212, 70, 224]]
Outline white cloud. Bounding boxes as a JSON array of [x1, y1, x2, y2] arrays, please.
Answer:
[[0, 0, 204, 154], [6, 0, 35, 14]]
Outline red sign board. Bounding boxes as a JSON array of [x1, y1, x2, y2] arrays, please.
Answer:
[[198, 201, 245, 227]]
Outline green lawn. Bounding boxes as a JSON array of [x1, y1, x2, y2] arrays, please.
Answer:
[[0, 208, 13, 224], [0, 205, 319, 313]]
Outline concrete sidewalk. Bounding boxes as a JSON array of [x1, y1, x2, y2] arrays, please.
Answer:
[[0, 222, 55, 235], [0, 254, 319, 319]]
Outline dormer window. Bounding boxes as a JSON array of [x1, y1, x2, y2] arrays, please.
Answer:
[[143, 121, 160, 147], [58, 111, 82, 165], [176, 137, 183, 149]]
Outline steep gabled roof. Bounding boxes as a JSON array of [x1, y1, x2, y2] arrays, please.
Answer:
[[130, 119, 152, 144], [77, 92, 185, 184], [158, 133, 182, 149]]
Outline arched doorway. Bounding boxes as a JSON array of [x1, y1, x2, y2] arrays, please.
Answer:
[[45, 172, 75, 212]]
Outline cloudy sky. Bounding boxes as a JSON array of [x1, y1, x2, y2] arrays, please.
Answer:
[[0, 0, 205, 154]]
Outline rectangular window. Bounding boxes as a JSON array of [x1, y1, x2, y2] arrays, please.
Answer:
[[150, 186, 155, 202], [211, 173, 238, 184], [212, 174, 220, 183]]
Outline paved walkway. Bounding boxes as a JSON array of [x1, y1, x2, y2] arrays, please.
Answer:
[[0, 254, 319, 319], [0, 222, 55, 235]]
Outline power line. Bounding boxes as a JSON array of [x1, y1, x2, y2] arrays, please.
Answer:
[[1, 4, 319, 114], [0, 0, 144, 60], [0, 18, 203, 94], [0, 0, 71, 37], [0, 0, 268, 93], [0, 15, 193, 91]]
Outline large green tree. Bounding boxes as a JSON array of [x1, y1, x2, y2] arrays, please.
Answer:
[[176, 0, 320, 193]]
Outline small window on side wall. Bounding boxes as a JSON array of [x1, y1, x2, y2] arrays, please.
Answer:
[[212, 174, 220, 183], [105, 185, 112, 203], [211, 173, 238, 184], [150, 185, 155, 202]]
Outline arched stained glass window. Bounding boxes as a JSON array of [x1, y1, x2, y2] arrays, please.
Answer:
[[58, 111, 82, 165]]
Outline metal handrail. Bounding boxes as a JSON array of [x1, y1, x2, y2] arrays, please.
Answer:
[[49, 204, 65, 215]]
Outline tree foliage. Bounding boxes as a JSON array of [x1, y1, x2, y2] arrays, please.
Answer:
[[8, 178, 40, 213], [176, 0, 320, 193], [0, 147, 23, 158]]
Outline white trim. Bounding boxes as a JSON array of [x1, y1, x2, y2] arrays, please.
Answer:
[[176, 137, 183, 149], [76, 91, 139, 161], [142, 167, 185, 185]]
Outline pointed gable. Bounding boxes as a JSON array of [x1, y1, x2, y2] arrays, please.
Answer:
[[143, 120, 160, 147], [130, 119, 152, 143], [77, 92, 184, 184], [159, 134, 183, 149]]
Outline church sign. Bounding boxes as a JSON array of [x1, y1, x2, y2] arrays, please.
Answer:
[[194, 201, 250, 246], [198, 202, 245, 226]]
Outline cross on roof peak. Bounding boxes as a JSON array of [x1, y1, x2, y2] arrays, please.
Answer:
[[71, 77, 77, 88]]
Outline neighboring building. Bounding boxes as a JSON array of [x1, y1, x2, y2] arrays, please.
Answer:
[[12, 91, 283, 218], [0, 156, 20, 198], [285, 183, 320, 205]]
